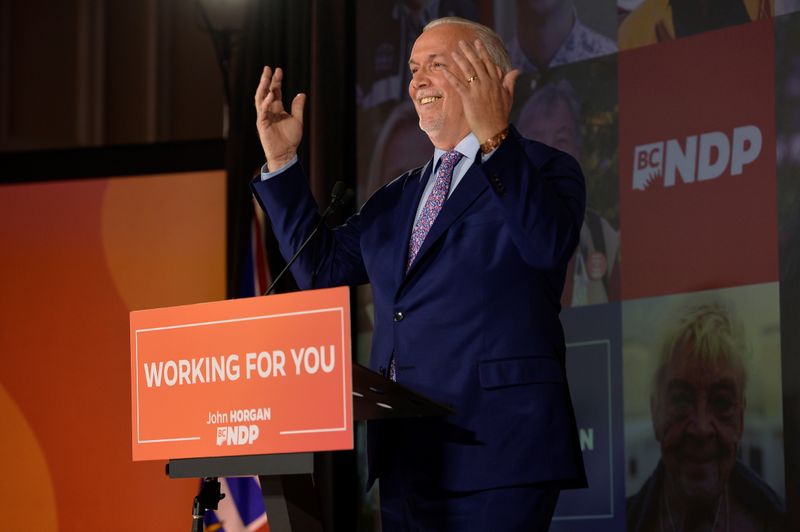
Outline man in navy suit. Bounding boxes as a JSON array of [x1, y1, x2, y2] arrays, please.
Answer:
[[252, 16, 586, 531]]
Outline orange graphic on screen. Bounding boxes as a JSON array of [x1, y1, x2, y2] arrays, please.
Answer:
[[0, 171, 225, 531]]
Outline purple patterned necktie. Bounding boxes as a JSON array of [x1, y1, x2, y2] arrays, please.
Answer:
[[389, 150, 463, 381], [407, 149, 464, 270]]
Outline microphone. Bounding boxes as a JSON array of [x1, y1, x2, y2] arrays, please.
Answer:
[[264, 181, 353, 296], [329, 181, 346, 204]]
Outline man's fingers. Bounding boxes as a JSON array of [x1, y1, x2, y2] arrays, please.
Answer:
[[503, 69, 521, 97], [441, 68, 467, 93], [449, 50, 475, 84], [255, 66, 272, 106], [270, 67, 284, 105], [458, 39, 488, 78], [291, 93, 307, 124], [474, 40, 499, 80], [256, 91, 275, 127], [263, 90, 275, 111]]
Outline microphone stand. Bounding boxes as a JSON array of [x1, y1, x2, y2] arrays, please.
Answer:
[[191, 477, 224, 532], [187, 186, 350, 531], [264, 181, 352, 296]]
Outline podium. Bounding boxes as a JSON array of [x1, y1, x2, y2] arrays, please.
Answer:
[[166, 363, 453, 531], [130, 287, 453, 532]]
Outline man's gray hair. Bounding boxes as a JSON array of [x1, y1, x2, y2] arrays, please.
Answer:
[[423, 16, 512, 74]]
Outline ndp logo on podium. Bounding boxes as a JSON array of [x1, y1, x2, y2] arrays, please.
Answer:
[[619, 19, 777, 299], [632, 126, 763, 191], [216, 425, 260, 446]]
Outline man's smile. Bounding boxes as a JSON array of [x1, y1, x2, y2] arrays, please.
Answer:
[[417, 94, 443, 105]]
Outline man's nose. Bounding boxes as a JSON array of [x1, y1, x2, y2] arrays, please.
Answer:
[[686, 402, 715, 438], [411, 69, 429, 89]]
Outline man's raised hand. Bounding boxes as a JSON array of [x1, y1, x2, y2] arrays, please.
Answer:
[[443, 39, 519, 145], [255, 66, 307, 172]]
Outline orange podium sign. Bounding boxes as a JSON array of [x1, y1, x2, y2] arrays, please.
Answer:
[[130, 287, 352, 461]]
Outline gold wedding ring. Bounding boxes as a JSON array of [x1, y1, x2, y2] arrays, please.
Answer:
[[467, 75, 478, 83]]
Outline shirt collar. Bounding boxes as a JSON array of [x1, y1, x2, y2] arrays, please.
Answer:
[[432, 133, 479, 170]]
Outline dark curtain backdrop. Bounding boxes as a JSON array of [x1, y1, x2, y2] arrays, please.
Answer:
[[226, 0, 356, 298], [225, 1, 357, 529]]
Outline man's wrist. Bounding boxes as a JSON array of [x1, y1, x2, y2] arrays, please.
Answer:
[[479, 127, 510, 154], [261, 155, 299, 181], [267, 152, 297, 173]]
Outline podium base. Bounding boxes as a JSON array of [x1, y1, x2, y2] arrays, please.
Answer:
[[168, 454, 323, 532], [260, 474, 323, 532]]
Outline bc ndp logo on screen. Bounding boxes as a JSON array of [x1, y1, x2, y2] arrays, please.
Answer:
[[618, 19, 777, 300], [631, 126, 762, 191]]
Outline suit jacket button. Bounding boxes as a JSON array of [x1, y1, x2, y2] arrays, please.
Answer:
[[393, 311, 405, 322]]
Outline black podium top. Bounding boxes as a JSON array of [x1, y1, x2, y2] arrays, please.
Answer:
[[167, 364, 453, 478], [352, 363, 454, 420]]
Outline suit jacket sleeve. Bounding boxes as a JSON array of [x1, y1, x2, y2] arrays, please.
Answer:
[[480, 125, 586, 270], [250, 161, 369, 289]]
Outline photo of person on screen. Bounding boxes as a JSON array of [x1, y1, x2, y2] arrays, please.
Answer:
[[626, 302, 786, 532], [518, 79, 620, 307], [618, 0, 772, 50], [362, 101, 432, 203], [507, 0, 617, 74], [357, 0, 477, 109]]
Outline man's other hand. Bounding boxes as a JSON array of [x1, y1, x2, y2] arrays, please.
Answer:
[[255, 66, 307, 172]]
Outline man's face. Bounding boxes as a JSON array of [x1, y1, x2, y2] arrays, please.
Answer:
[[518, 96, 579, 159], [408, 24, 473, 149], [651, 351, 745, 503]]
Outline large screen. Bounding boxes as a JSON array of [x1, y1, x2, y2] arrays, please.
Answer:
[[355, 2, 799, 530]]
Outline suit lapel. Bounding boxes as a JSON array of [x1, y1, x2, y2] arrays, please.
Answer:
[[404, 161, 489, 279]]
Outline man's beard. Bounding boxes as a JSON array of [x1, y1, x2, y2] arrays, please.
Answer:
[[418, 115, 444, 133]]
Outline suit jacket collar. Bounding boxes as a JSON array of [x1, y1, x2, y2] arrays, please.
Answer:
[[392, 151, 489, 293]]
